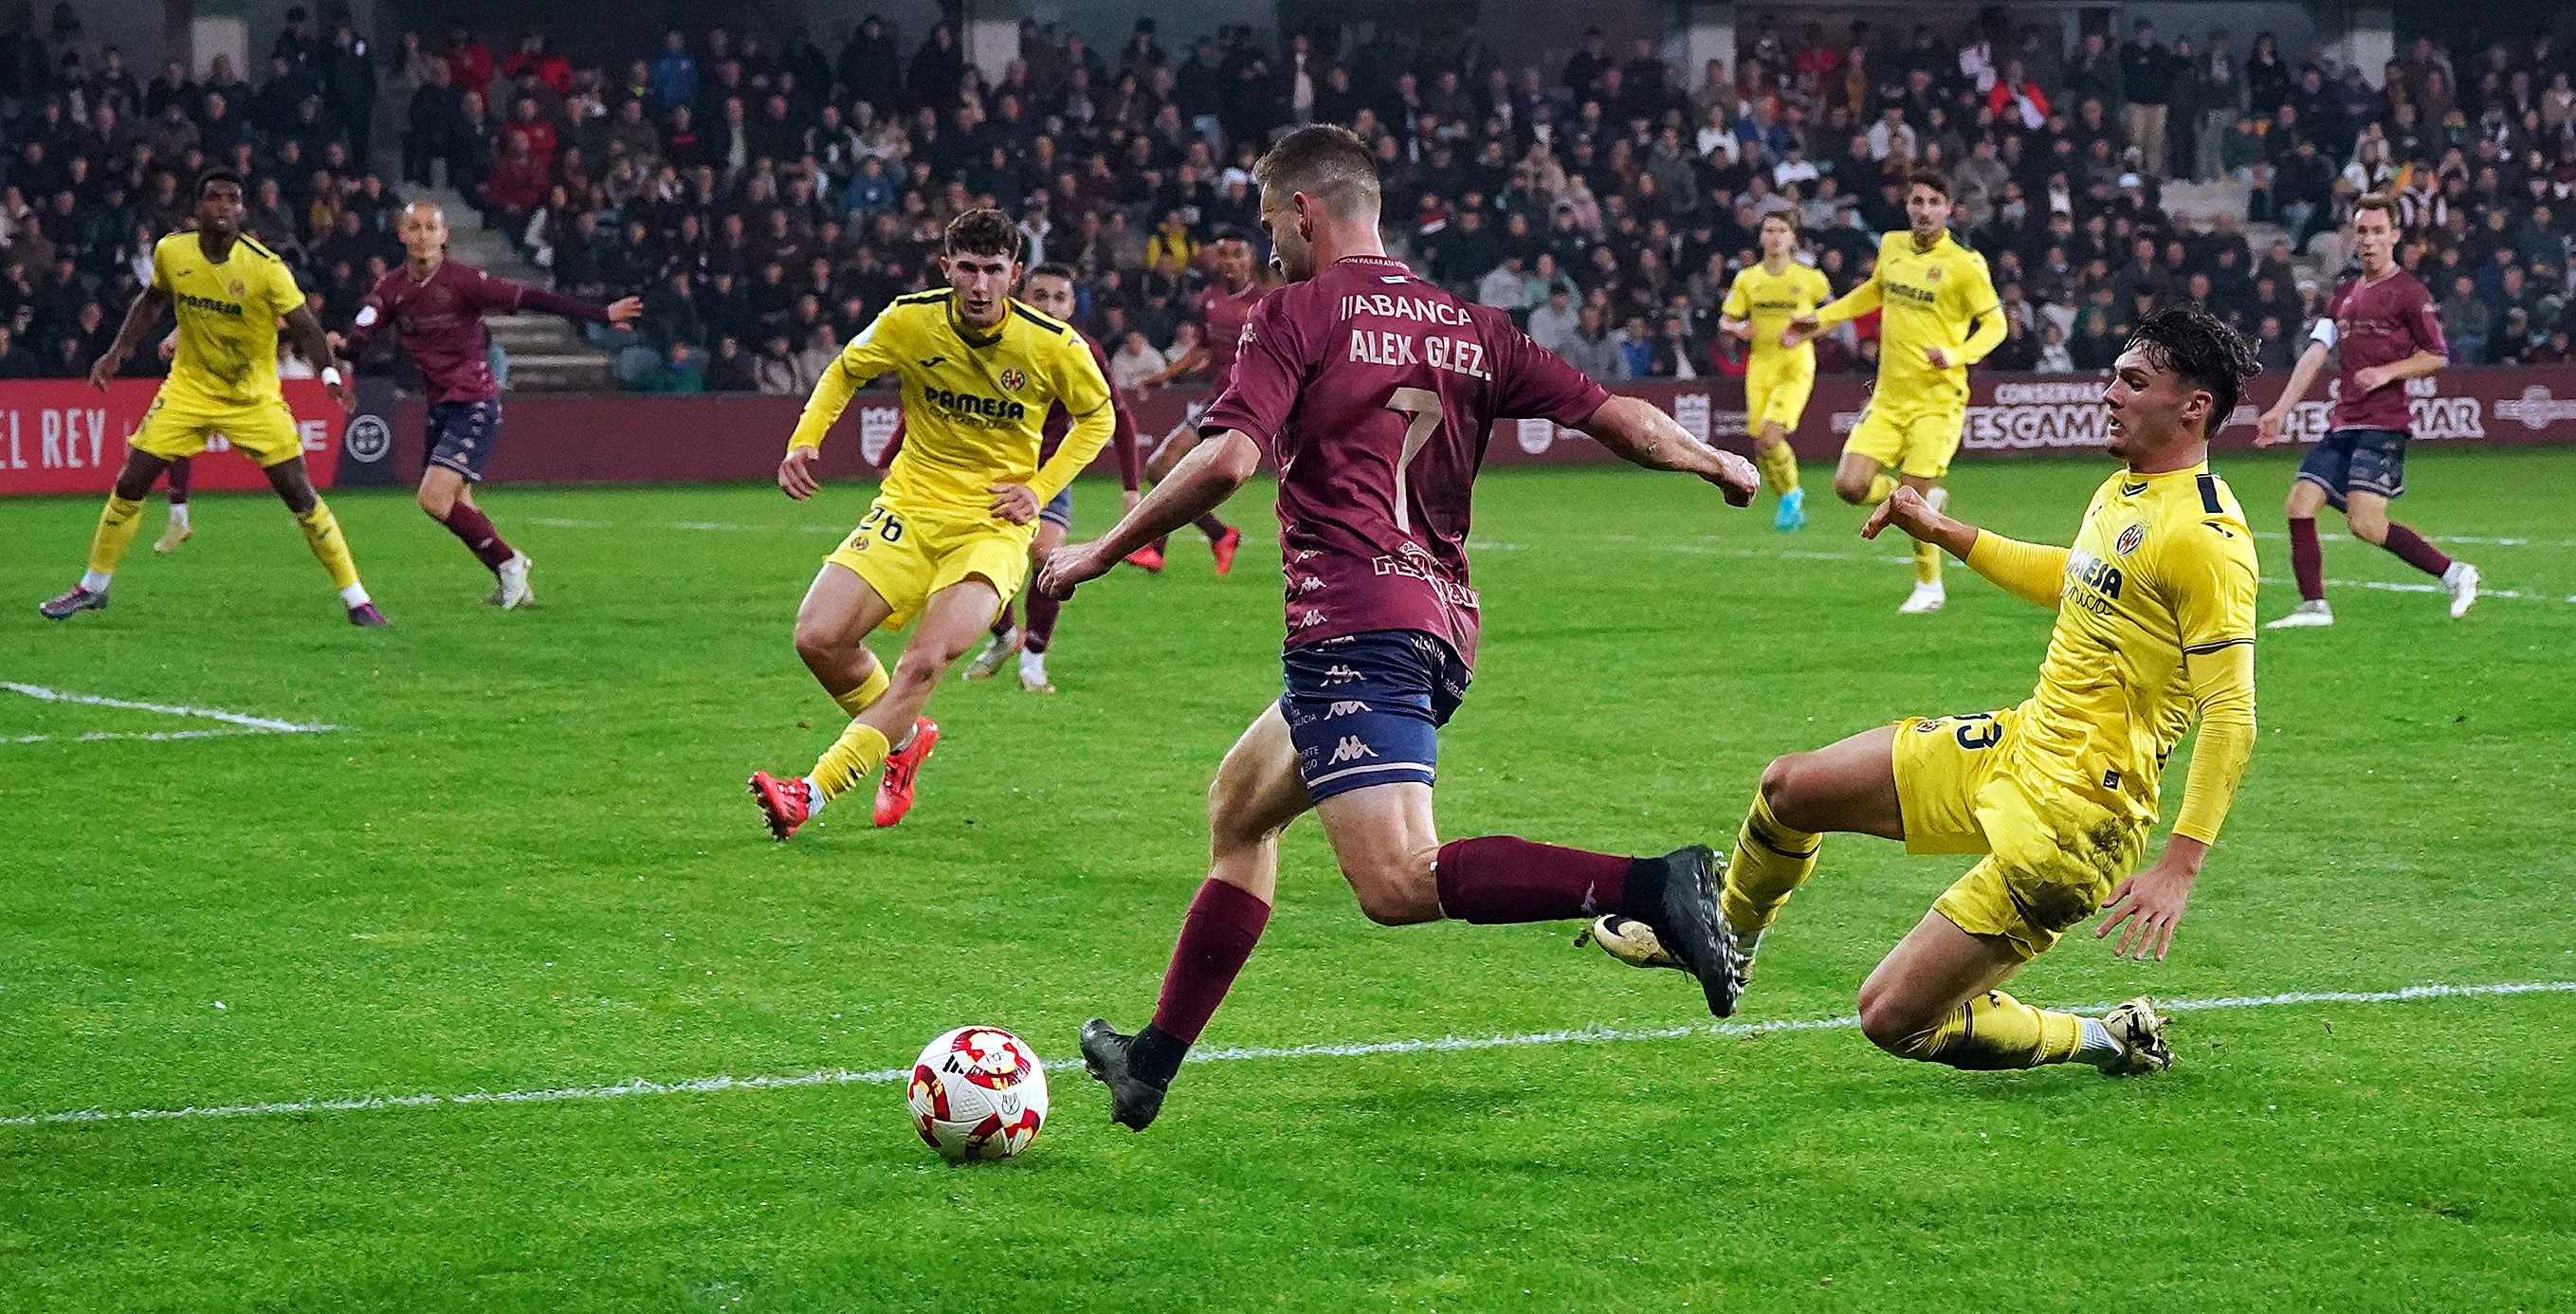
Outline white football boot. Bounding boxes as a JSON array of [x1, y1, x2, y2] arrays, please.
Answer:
[[2443, 561, 2479, 619], [2265, 599, 2334, 630]]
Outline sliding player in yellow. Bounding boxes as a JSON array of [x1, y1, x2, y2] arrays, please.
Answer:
[[748, 209, 1114, 838], [1784, 169, 2003, 612], [40, 168, 378, 625], [1720, 210, 1832, 531], [1593, 307, 2262, 1078]]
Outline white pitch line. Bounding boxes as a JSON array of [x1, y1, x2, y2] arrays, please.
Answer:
[[6, 728, 289, 745], [1, 682, 338, 736], [6, 979, 2566, 1130], [1590, 538, 2576, 605]]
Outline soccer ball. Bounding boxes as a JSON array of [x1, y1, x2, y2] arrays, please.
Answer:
[[907, 1026, 1049, 1160]]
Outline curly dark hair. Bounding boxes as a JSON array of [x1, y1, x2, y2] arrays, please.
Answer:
[[2126, 304, 2261, 434], [943, 207, 1021, 260]]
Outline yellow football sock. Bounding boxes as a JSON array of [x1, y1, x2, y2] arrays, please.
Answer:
[[1756, 442, 1800, 495], [1864, 471, 1895, 505], [85, 494, 147, 576], [1914, 538, 1943, 586], [1718, 792, 1820, 935], [810, 721, 891, 804], [1891, 990, 2085, 1070], [294, 501, 361, 591], [831, 662, 891, 718]]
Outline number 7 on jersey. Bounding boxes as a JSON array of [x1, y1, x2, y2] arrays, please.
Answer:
[[1383, 386, 1441, 535]]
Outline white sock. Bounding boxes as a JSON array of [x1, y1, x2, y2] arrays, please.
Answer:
[[80, 569, 113, 593], [1020, 649, 1047, 677], [168, 503, 190, 529], [2075, 1016, 2124, 1068], [339, 583, 372, 608], [801, 776, 827, 814]]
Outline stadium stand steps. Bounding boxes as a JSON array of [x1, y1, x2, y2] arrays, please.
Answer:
[[2161, 177, 2309, 287], [413, 183, 616, 392]]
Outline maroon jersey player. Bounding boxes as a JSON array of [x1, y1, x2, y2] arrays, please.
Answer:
[[2255, 194, 2479, 626], [340, 202, 641, 607], [1123, 228, 1265, 575], [1036, 125, 1762, 1134], [954, 262, 1143, 691]]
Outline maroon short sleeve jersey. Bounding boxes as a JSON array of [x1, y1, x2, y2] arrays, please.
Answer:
[[1200, 254, 1610, 666], [2327, 270, 2446, 433], [1040, 328, 1141, 488], [351, 259, 609, 405], [1198, 280, 1268, 385]]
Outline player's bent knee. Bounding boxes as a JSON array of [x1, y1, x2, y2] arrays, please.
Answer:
[[1758, 754, 1830, 831], [1346, 865, 1439, 926], [1855, 992, 1939, 1059]]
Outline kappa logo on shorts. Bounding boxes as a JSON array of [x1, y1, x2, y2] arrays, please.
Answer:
[[2115, 523, 2146, 556], [1328, 735, 1378, 764], [1322, 664, 1361, 684], [1326, 701, 1371, 718]]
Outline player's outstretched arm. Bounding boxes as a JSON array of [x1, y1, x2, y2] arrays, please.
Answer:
[[1038, 429, 1260, 599], [281, 305, 352, 411], [2098, 645, 2253, 961], [2254, 339, 2331, 447], [90, 285, 173, 392], [1575, 395, 1758, 504], [1786, 265, 1881, 345], [1862, 484, 2068, 606]]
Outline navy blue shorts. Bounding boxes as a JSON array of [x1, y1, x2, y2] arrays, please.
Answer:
[[426, 400, 502, 482], [1279, 630, 1471, 803], [1039, 485, 1073, 529], [2296, 427, 2407, 507]]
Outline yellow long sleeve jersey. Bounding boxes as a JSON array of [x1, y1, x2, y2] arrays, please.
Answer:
[[1814, 229, 2004, 410], [1961, 464, 2259, 846], [1722, 259, 1833, 362], [788, 289, 1114, 519]]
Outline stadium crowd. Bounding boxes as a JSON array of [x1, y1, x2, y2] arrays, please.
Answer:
[[2, 5, 2575, 392]]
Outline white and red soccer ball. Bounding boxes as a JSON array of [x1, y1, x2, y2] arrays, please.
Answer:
[[907, 1026, 1048, 1160]]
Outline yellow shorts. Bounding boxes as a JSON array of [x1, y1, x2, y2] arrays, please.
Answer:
[[824, 500, 1032, 631], [1891, 707, 2147, 960], [1842, 400, 1964, 480], [129, 391, 307, 467], [1744, 353, 1815, 432]]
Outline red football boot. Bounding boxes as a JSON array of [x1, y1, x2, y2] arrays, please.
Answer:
[[747, 771, 812, 841], [1210, 525, 1243, 576], [1124, 544, 1167, 574], [872, 718, 941, 827]]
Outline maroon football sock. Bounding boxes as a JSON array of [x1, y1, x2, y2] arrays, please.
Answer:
[[991, 599, 1017, 640], [1022, 586, 1060, 654], [1148, 535, 1171, 556], [1434, 835, 1636, 924], [1197, 514, 1233, 540], [163, 456, 192, 504], [2288, 518, 2326, 601], [1147, 879, 1272, 1045], [2380, 522, 2454, 578], [441, 503, 516, 571]]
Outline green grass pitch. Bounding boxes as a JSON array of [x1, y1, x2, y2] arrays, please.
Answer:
[[5, 448, 2573, 1310]]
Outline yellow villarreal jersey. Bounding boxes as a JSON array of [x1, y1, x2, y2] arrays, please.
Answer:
[[1866, 230, 2000, 409], [2008, 465, 2258, 828], [1723, 261, 1833, 362], [821, 289, 1110, 520], [151, 231, 304, 409]]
